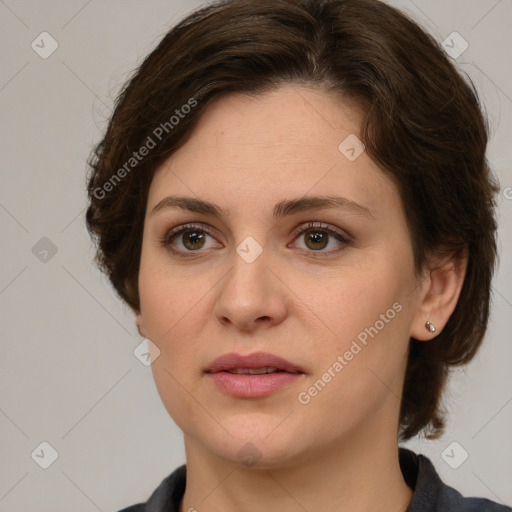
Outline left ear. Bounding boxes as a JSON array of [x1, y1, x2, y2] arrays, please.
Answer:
[[410, 246, 468, 341]]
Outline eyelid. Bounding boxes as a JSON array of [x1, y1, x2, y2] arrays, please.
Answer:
[[289, 221, 351, 243], [162, 222, 218, 245], [287, 221, 352, 256], [160, 220, 352, 255]]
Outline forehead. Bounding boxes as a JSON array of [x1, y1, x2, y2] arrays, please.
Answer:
[[147, 86, 400, 220], [188, 85, 365, 156]]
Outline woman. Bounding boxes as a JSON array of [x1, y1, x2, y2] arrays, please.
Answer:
[[86, 0, 510, 510]]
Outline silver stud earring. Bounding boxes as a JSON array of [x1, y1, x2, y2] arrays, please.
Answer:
[[425, 321, 436, 333]]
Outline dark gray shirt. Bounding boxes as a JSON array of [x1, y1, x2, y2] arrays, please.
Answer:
[[118, 448, 511, 511]]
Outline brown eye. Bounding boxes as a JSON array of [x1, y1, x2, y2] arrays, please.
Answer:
[[160, 223, 219, 256], [179, 229, 207, 250], [303, 229, 329, 251], [290, 222, 351, 255]]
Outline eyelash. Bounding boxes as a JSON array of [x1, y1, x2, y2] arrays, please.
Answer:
[[159, 221, 352, 258]]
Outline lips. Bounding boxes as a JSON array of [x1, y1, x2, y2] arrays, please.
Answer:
[[205, 351, 305, 398], [205, 351, 304, 374]]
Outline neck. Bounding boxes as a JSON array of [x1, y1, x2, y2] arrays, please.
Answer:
[[180, 422, 413, 512]]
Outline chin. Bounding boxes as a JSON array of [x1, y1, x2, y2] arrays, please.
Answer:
[[186, 413, 317, 470]]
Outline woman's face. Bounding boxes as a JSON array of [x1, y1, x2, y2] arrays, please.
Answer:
[[137, 85, 427, 467]]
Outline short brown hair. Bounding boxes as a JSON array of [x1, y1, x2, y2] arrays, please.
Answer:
[[86, 0, 499, 440]]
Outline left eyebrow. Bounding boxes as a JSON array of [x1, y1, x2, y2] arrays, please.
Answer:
[[273, 195, 375, 220], [150, 194, 375, 220]]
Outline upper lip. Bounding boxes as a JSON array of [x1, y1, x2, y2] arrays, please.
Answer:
[[205, 352, 304, 374]]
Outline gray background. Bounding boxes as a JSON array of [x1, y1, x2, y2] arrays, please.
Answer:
[[0, 1, 511, 510]]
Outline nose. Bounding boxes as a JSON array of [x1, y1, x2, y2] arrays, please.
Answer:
[[213, 243, 288, 332]]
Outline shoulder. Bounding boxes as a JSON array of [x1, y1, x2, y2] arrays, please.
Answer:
[[114, 464, 187, 512], [399, 448, 511, 512]]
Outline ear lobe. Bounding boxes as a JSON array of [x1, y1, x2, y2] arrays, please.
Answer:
[[410, 247, 468, 341], [135, 312, 146, 338]]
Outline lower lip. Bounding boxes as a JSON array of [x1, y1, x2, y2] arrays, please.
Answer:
[[207, 371, 303, 398]]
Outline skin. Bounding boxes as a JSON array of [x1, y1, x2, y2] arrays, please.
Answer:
[[136, 85, 467, 512]]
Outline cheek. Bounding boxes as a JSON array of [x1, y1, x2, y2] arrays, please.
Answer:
[[137, 254, 211, 416], [138, 251, 213, 342], [294, 300, 410, 440], [139, 259, 214, 429], [297, 258, 410, 349], [295, 258, 413, 408]]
